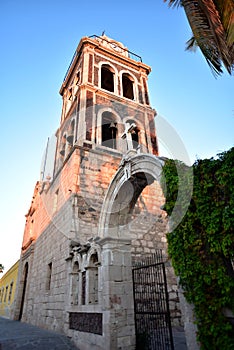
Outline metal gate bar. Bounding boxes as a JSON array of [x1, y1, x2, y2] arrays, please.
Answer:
[[132, 252, 174, 350]]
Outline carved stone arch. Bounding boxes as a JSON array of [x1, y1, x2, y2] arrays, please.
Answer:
[[98, 153, 164, 238], [72, 260, 80, 273], [86, 244, 101, 266], [73, 252, 82, 267]]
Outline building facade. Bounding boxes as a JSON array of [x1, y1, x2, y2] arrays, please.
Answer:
[[0, 261, 19, 318], [13, 35, 182, 349]]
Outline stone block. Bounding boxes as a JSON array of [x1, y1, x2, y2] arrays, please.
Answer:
[[109, 266, 123, 282], [117, 335, 135, 349]]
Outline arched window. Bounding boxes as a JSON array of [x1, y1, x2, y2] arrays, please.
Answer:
[[101, 65, 114, 92], [102, 112, 117, 149], [8, 282, 14, 302], [46, 262, 52, 291], [74, 71, 80, 86], [122, 73, 134, 100], [59, 134, 66, 157], [88, 253, 99, 304], [81, 271, 86, 305], [4, 286, 8, 303], [67, 119, 75, 145], [1, 288, 4, 303], [68, 87, 73, 101], [71, 262, 79, 305]]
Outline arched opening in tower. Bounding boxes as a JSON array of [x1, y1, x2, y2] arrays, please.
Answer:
[[101, 65, 114, 92], [122, 73, 134, 100], [101, 111, 117, 149]]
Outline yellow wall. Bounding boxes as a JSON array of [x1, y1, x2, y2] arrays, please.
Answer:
[[0, 260, 19, 318]]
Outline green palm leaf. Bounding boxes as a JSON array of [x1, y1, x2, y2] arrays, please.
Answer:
[[164, 0, 234, 76]]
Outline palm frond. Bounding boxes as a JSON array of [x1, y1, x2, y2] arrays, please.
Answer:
[[164, 0, 182, 9], [165, 0, 234, 75], [197, 0, 233, 74], [214, 0, 234, 47], [186, 36, 198, 51], [183, 0, 224, 75]]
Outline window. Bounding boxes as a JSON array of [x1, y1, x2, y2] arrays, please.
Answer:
[[1, 288, 4, 303], [75, 71, 80, 85], [53, 189, 59, 214], [46, 262, 52, 291], [71, 262, 79, 305], [81, 271, 86, 305], [4, 286, 8, 303], [88, 253, 99, 304], [122, 73, 134, 100], [102, 112, 117, 149], [101, 65, 114, 92], [67, 119, 75, 145], [8, 282, 13, 302], [68, 88, 73, 101], [59, 134, 66, 157]]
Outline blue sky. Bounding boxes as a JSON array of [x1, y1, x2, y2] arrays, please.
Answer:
[[0, 0, 233, 274]]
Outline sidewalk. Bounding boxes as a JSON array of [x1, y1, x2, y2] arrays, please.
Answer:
[[172, 326, 188, 350], [0, 317, 78, 350]]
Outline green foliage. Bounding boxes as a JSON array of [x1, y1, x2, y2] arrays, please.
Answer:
[[162, 148, 234, 349]]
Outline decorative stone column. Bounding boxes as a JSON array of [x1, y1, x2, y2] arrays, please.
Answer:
[[99, 237, 135, 350]]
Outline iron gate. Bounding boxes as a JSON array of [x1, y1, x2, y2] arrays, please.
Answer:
[[132, 252, 174, 350]]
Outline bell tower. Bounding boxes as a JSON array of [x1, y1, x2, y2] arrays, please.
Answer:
[[14, 35, 182, 350], [54, 34, 158, 175]]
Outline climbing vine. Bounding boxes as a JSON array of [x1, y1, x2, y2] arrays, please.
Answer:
[[162, 147, 234, 349]]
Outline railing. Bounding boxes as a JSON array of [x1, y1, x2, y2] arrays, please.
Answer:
[[63, 50, 81, 82], [63, 34, 142, 82], [89, 35, 142, 62]]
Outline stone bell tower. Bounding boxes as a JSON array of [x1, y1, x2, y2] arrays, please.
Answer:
[[53, 34, 158, 176], [14, 35, 180, 350]]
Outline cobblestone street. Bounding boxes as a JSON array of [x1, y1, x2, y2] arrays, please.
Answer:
[[0, 317, 78, 350]]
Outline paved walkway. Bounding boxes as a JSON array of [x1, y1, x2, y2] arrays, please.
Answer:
[[0, 317, 187, 349], [0, 317, 78, 350], [172, 326, 188, 350]]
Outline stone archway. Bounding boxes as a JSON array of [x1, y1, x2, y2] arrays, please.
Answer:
[[96, 151, 179, 349], [98, 150, 165, 240], [96, 151, 195, 349]]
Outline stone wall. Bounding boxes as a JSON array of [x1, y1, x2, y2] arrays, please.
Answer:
[[14, 148, 183, 349]]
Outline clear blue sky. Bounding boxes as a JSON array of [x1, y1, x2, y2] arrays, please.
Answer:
[[0, 0, 233, 274]]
